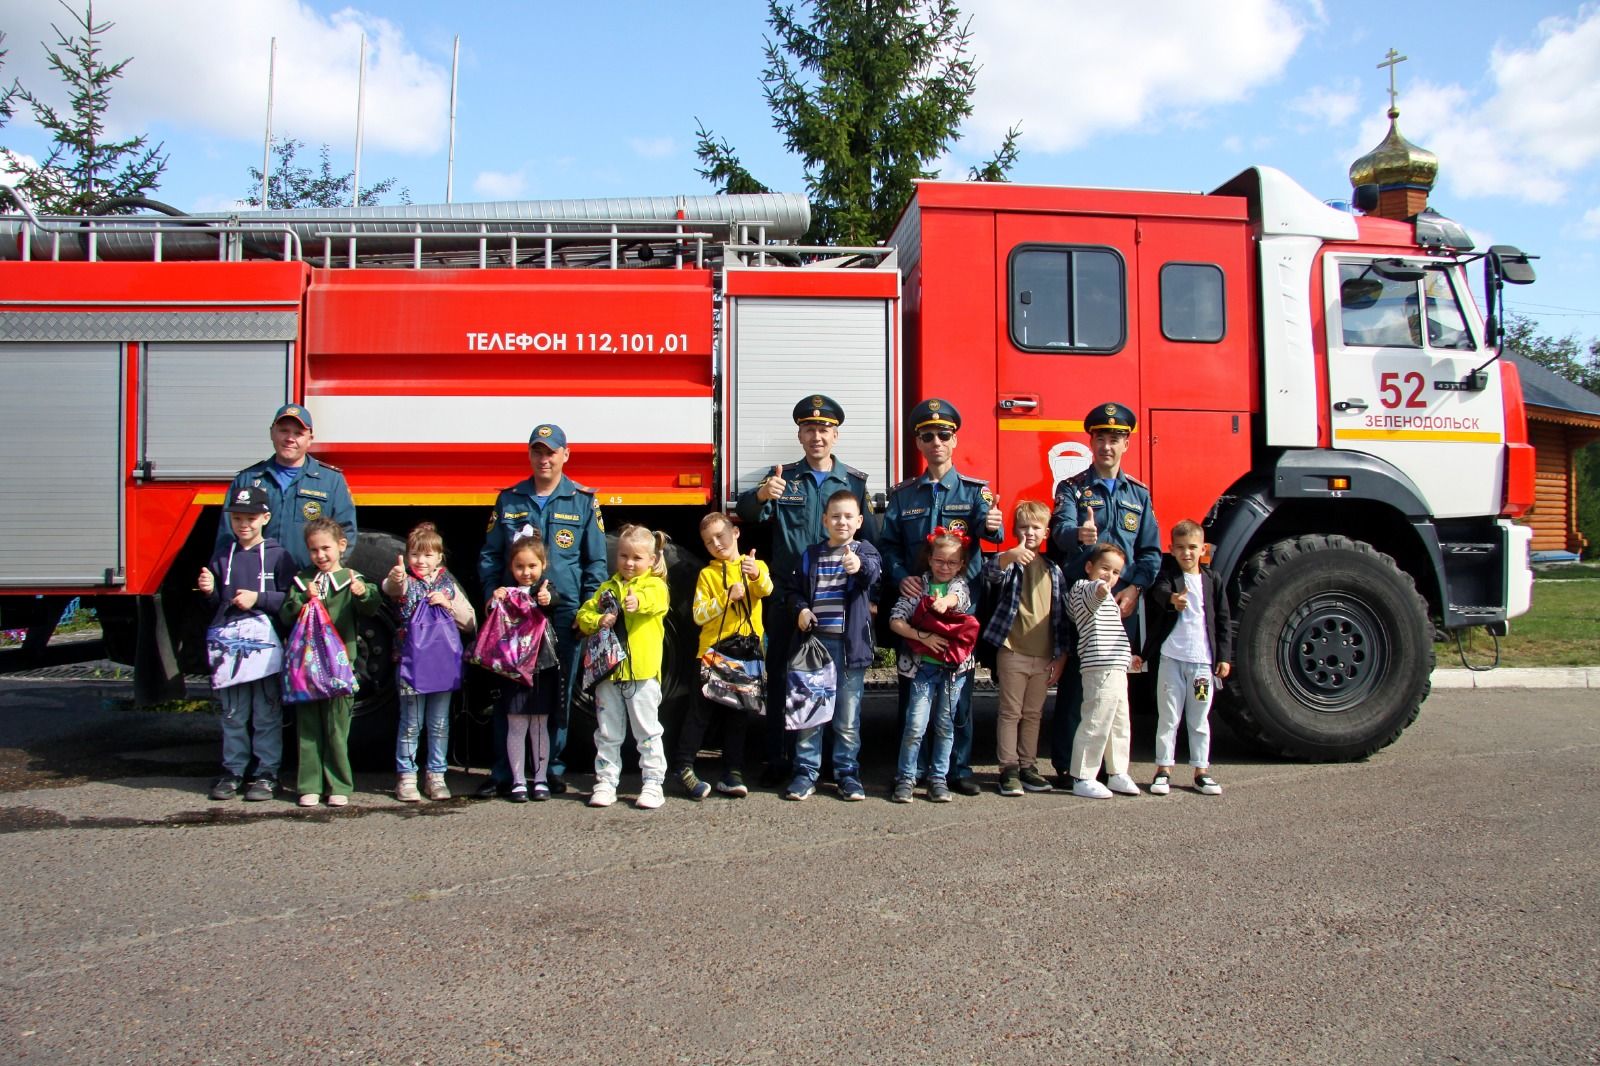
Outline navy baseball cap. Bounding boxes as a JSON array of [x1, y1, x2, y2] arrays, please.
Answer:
[[273, 403, 313, 430], [529, 424, 568, 449]]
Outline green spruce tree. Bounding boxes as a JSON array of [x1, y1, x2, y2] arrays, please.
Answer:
[[243, 138, 410, 210], [0, 1, 167, 214], [696, 0, 1021, 245]]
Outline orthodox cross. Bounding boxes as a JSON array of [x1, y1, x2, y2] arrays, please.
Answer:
[[1377, 48, 1408, 111]]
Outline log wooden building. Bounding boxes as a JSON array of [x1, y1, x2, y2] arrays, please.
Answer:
[[1509, 352, 1600, 557]]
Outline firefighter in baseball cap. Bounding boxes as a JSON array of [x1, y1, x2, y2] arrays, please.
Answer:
[[215, 403, 356, 570]]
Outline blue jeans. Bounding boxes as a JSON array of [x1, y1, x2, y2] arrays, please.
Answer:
[[912, 669, 976, 781], [396, 690, 451, 774], [792, 634, 865, 784], [218, 676, 282, 779], [898, 662, 968, 786]]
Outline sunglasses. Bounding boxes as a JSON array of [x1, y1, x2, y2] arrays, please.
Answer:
[[918, 430, 954, 443]]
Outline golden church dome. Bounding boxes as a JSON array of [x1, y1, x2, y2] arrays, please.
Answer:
[[1349, 107, 1438, 191]]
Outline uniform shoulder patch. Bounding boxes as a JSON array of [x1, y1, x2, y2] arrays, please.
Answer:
[[1122, 473, 1149, 491], [569, 480, 595, 496], [889, 476, 919, 494], [843, 463, 869, 481], [957, 472, 988, 487], [314, 460, 345, 473]]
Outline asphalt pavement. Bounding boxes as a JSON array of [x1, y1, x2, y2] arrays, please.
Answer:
[[0, 680, 1596, 1065]]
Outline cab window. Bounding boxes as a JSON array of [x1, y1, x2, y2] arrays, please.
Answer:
[[1160, 262, 1225, 342], [1009, 246, 1125, 353], [1338, 262, 1476, 351]]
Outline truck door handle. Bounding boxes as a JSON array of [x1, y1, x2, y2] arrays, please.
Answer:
[[1334, 398, 1369, 412], [999, 395, 1038, 411]]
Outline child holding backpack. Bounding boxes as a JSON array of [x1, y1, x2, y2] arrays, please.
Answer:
[[280, 517, 380, 808], [200, 486, 297, 802], [481, 533, 563, 802], [382, 522, 476, 803]]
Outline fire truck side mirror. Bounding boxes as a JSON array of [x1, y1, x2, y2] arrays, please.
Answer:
[[1488, 245, 1536, 285]]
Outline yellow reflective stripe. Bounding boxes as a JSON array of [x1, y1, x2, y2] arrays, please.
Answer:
[[1334, 429, 1502, 444], [999, 419, 1087, 432]]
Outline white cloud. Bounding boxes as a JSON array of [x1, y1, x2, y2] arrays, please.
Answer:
[[0, 153, 40, 189], [1289, 82, 1359, 129], [965, 0, 1305, 152], [5, 1, 450, 154], [1579, 207, 1600, 239], [472, 169, 528, 200], [628, 136, 676, 160], [1348, 7, 1600, 204]]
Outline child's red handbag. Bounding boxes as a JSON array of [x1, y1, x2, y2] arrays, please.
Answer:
[[907, 596, 980, 666]]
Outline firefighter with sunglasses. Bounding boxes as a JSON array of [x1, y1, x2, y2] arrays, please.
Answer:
[[879, 398, 1004, 795]]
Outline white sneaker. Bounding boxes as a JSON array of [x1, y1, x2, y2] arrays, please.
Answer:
[[1195, 774, 1223, 796], [326, 794, 348, 807], [1072, 778, 1113, 800], [297, 793, 320, 807], [1148, 772, 1171, 796], [588, 785, 617, 808], [1106, 773, 1141, 796], [635, 782, 665, 810]]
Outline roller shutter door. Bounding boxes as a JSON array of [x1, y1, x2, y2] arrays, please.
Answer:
[[141, 342, 291, 478], [727, 297, 893, 495], [0, 343, 122, 586]]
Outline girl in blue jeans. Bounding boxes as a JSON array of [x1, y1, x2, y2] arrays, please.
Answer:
[[382, 522, 476, 802], [888, 529, 977, 803]]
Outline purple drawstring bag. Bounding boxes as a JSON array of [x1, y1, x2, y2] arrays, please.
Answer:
[[397, 599, 464, 694], [283, 596, 359, 703]]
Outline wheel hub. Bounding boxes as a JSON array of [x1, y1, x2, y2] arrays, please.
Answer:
[[1277, 593, 1387, 712]]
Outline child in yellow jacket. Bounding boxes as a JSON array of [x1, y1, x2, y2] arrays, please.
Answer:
[[673, 512, 773, 800], [576, 524, 671, 809]]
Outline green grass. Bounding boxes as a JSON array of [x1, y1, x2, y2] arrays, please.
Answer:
[[1439, 576, 1600, 668]]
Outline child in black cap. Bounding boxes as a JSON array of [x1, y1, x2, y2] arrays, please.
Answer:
[[199, 486, 298, 801]]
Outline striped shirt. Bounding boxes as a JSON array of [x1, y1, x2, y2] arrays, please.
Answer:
[[1068, 579, 1132, 670], [811, 545, 850, 634]]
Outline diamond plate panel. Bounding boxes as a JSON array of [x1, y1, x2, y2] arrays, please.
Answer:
[[0, 311, 298, 342]]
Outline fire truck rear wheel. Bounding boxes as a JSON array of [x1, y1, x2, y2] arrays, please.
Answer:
[[1225, 534, 1432, 762], [343, 531, 404, 733]]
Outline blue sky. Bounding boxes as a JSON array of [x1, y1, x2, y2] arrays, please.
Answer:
[[4, 0, 1598, 344]]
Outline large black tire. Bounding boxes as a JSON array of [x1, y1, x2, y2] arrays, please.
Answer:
[[1222, 534, 1433, 761], [343, 531, 404, 763]]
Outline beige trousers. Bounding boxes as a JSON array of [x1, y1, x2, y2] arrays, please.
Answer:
[[995, 648, 1052, 771]]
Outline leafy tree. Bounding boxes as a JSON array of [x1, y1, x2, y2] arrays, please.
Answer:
[[243, 138, 410, 210], [1505, 314, 1600, 557], [695, 0, 1021, 245], [0, 1, 167, 214]]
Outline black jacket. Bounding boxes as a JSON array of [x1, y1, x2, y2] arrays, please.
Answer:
[[1141, 557, 1232, 669]]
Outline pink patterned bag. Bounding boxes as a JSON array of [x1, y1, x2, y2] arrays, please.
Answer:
[[468, 588, 555, 686], [283, 596, 359, 703]]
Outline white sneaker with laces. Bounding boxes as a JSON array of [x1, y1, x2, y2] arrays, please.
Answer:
[[1072, 778, 1113, 800], [635, 782, 665, 809], [1106, 773, 1141, 796], [1195, 774, 1223, 796], [588, 785, 617, 808]]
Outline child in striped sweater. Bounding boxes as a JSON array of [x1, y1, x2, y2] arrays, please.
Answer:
[[1067, 543, 1144, 799]]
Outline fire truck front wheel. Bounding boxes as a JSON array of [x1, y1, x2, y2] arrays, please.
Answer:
[[1227, 534, 1433, 762]]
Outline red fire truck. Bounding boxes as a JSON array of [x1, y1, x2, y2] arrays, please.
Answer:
[[0, 164, 1535, 760]]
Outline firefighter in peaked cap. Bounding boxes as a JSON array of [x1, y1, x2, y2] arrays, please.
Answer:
[[477, 422, 608, 797], [736, 393, 874, 786], [1046, 400, 1162, 787], [216, 403, 357, 570], [880, 397, 1004, 796]]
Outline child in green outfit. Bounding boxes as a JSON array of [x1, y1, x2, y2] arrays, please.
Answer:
[[281, 517, 380, 807]]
